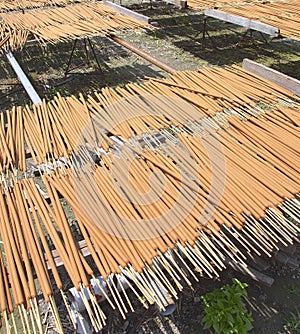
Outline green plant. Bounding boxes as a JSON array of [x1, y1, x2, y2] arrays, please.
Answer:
[[288, 284, 300, 297], [284, 309, 300, 333], [201, 278, 253, 334]]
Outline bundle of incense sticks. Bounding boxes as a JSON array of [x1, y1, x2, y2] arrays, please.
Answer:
[[0, 66, 299, 174], [216, 0, 300, 40], [0, 103, 299, 332], [0, 29, 29, 52], [0, 2, 150, 51], [187, 0, 263, 9], [0, 0, 94, 12]]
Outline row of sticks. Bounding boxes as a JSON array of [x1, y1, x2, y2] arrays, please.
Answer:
[[187, 0, 265, 8], [0, 0, 94, 12], [218, 0, 300, 40], [0, 106, 299, 332], [0, 66, 299, 174], [0, 0, 269, 13], [0, 2, 149, 51], [0, 29, 28, 52]]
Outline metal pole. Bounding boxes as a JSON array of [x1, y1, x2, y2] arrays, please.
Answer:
[[87, 38, 102, 72], [108, 35, 177, 74], [6, 49, 42, 104]]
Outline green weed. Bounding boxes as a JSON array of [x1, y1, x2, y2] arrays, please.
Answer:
[[284, 309, 300, 334], [201, 278, 253, 334]]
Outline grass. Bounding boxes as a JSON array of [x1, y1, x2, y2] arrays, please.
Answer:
[[284, 309, 300, 334], [0, 2, 299, 110], [288, 284, 300, 297]]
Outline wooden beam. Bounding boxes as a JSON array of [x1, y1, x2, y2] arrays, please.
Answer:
[[104, 1, 151, 24], [228, 260, 274, 286], [204, 9, 280, 37], [173, 0, 188, 9], [109, 34, 177, 74], [274, 251, 300, 268], [243, 58, 300, 97], [47, 239, 90, 268]]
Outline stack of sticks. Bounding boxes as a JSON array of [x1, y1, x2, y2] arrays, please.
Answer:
[[0, 29, 28, 51], [218, 0, 300, 40], [187, 0, 300, 41], [0, 2, 150, 51], [0, 65, 299, 174], [0, 0, 94, 12], [187, 0, 267, 9], [0, 106, 299, 333], [0, 66, 299, 332]]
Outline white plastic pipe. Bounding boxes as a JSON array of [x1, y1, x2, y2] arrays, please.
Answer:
[[6, 50, 42, 104], [69, 275, 129, 312], [69, 274, 176, 315]]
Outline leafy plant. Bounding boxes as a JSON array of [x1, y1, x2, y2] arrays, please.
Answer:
[[201, 278, 253, 334], [288, 284, 300, 297], [284, 309, 300, 334]]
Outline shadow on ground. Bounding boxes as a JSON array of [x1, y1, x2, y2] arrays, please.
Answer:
[[1, 2, 299, 110], [0, 36, 165, 110], [134, 3, 300, 78]]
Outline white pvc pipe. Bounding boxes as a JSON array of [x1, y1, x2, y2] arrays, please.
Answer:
[[6, 50, 42, 104], [69, 274, 176, 315], [70, 308, 93, 334], [70, 275, 129, 312]]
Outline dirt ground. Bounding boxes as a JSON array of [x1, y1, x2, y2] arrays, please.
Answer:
[[1, 2, 300, 333], [1, 2, 300, 110], [142, 250, 300, 334], [96, 244, 300, 334]]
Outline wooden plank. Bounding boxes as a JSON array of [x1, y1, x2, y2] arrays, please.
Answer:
[[246, 253, 271, 272], [275, 251, 300, 268], [228, 259, 274, 286], [204, 8, 280, 37], [46, 239, 90, 269], [104, 1, 151, 24], [243, 58, 300, 97], [172, 0, 188, 9]]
